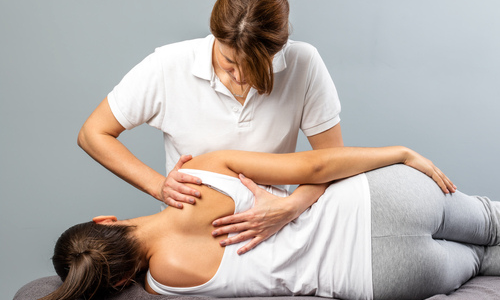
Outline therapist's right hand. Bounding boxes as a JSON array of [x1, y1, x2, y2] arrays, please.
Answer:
[[160, 155, 202, 208]]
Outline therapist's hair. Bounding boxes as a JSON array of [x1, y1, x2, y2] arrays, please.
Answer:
[[210, 0, 290, 95], [39, 222, 142, 300]]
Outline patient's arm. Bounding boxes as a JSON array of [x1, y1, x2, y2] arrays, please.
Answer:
[[186, 145, 454, 255], [209, 127, 341, 255], [194, 146, 454, 194]]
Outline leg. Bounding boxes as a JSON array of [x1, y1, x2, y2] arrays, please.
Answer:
[[366, 165, 500, 299], [478, 202, 500, 275], [372, 236, 482, 300], [432, 195, 500, 246]]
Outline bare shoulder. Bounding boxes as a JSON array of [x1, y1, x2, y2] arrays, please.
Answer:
[[182, 150, 238, 177], [148, 235, 225, 289], [148, 250, 208, 288]]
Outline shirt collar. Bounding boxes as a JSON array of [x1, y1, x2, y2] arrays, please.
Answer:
[[192, 35, 216, 82], [192, 34, 288, 82], [272, 41, 287, 73]]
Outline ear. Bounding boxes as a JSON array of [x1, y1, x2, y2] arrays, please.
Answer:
[[92, 215, 118, 224]]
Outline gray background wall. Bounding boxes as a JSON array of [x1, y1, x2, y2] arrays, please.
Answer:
[[1, 0, 499, 298]]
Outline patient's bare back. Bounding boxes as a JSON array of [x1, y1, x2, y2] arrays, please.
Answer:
[[147, 163, 236, 290]]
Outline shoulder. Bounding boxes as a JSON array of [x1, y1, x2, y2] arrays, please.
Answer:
[[155, 37, 205, 55], [149, 36, 210, 67], [149, 248, 215, 288], [286, 40, 318, 52], [182, 151, 238, 177], [277, 40, 325, 73], [283, 40, 320, 59]]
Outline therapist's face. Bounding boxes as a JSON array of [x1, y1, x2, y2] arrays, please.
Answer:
[[214, 40, 246, 85]]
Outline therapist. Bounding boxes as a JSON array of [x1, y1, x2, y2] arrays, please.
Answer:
[[78, 0, 343, 254]]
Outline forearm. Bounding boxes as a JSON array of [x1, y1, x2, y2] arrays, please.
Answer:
[[223, 146, 410, 185], [78, 129, 165, 200], [311, 146, 410, 183], [287, 183, 330, 220]]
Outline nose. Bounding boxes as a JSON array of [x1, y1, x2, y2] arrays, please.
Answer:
[[231, 69, 244, 84]]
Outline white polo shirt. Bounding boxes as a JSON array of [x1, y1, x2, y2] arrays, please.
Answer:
[[108, 35, 341, 174]]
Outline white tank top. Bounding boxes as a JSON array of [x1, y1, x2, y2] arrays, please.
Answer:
[[147, 169, 373, 300]]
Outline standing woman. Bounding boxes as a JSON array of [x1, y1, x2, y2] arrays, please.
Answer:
[[78, 0, 342, 254]]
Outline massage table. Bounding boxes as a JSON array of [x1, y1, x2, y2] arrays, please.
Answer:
[[13, 275, 500, 300]]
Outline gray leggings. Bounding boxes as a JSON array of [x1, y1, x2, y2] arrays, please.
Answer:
[[367, 165, 500, 300]]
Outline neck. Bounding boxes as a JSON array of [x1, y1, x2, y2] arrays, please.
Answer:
[[229, 80, 250, 98], [123, 212, 168, 268]]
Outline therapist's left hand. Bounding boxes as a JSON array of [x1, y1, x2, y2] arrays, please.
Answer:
[[211, 174, 296, 255]]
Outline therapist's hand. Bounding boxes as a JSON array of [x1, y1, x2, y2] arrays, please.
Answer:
[[211, 174, 297, 255], [160, 155, 202, 208]]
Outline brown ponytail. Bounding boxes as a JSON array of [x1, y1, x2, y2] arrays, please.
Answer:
[[210, 0, 290, 95], [39, 222, 142, 300]]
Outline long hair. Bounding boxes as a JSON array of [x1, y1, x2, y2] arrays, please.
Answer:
[[39, 222, 142, 300], [210, 0, 290, 95]]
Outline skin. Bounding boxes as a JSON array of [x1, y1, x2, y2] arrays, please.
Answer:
[[213, 40, 250, 104], [174, 39, 346, 254], [210, 125, 343, 254], [91, 146, 455, 295], [78, 99, 168, 201], [78, 38, 342, 255]]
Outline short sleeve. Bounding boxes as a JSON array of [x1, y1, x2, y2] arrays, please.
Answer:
[[107, 50, 166, 130], [301, 48, 341, 136]]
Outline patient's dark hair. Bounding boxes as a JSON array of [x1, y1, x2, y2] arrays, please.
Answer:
[[39, 222, 142, 300]]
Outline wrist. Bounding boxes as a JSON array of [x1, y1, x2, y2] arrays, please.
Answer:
[[150, 175, 167, 201], [284, 195, 302, 220], [287, 184, 328, 219], [398, 146, 412, 164]]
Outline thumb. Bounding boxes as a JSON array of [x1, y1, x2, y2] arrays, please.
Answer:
[[173, 154, 193, 171], [239, 174, 260, 195], [180, 154, 193, 163]]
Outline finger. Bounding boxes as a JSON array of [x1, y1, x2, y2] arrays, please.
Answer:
[[212, 221, 252, 237], [164, 197, 184, 209], [239, 174, 260, 195], [179, 154, 193, 163], [172, 171, 202, 185], [164, 188, 197, 204], [436, 168, 456, 191], [172, 155, 191, 171], [165, 178, 201, 197], [237, 236, 265, 255], [212, 212, 252, 227], [219, 230, 254, 247], [163, 179, 201, 200], [434, 167, 456, 193], [442, 175, 456, 193], [431, 172, 449, 194]]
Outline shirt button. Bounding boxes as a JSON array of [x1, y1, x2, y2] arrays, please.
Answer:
[[232, 107, 239, 112]]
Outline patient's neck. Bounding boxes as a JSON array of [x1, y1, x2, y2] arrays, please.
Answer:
[[124, 212, 170, 265]]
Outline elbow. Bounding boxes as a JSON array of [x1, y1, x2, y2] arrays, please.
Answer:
[[310, 162, 327, 184], [303, 154, 327, 184], [77, 129, 83, 148], [77, 126, 89, 151]]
